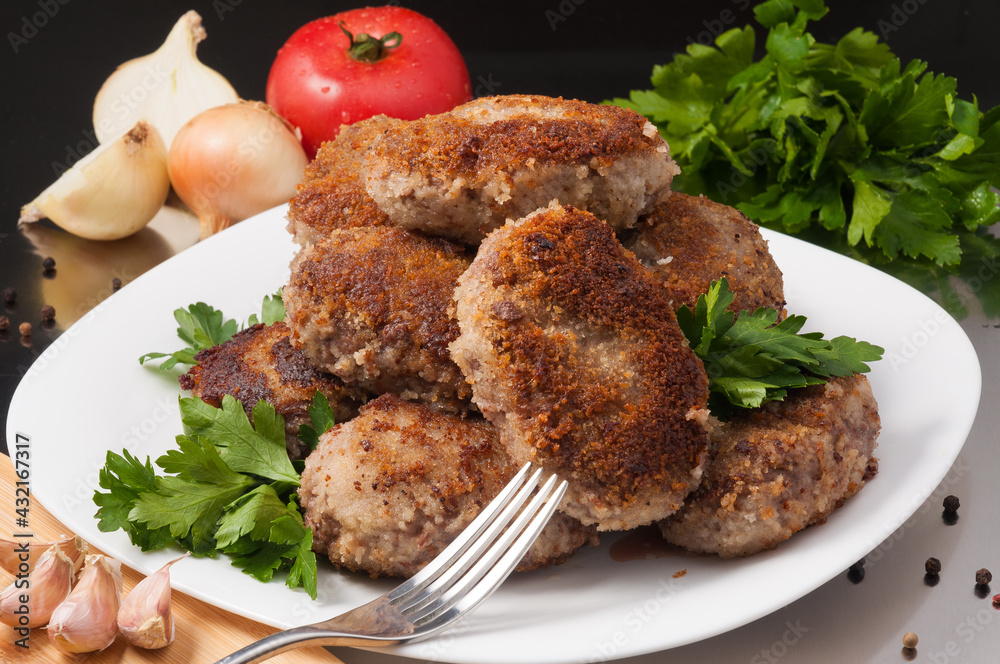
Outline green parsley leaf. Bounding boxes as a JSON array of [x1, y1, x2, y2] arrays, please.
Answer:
[[141, 290, 285, 371], [215, 484, 292, 549], [297, 392, 338, 452], [93, 450, 172, 551], [678, 279, 884, 417], [179, 396, 299, 485], [281, 524, 318, 600], [247, 290, 286, 327], [131, 437, 255, 553], [139, 302, 239, 371]]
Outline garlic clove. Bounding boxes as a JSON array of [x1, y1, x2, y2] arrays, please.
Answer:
[[19, 122, 170, 241], [0, 535, 87, 576], [47, 554, 123, 654], [0, 545, 75, 628], [93, 10, 239, 148], [117, 553, 187, 649]]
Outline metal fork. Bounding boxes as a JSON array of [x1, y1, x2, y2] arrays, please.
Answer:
[[215, 464, 567, 664]]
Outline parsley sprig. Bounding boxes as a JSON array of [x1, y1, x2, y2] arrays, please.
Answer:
[[612, 0, 1000, 317], [139, 291, 285, 371], [94, 395, 328, 598], [678, 279, 883, 417]]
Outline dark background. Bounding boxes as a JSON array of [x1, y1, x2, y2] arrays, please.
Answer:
[[1, 0, 998, 454]]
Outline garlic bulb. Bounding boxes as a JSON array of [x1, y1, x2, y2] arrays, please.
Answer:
[[168, 100, 308, 238], [19, 122, 170, 241], [0, 535, 86, 575], [47, 554, 122, 654], [0, 545, 75, 628], [93, 10, 238, 148], [117, 554, 186, 649]]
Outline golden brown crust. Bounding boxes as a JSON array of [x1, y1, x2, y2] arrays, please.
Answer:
[[363, 95, 679, 245], [283, 226, 474, 411], [179, 322, 366, 460], [286, 116, 400, 245], [451, 203, 710, 530], [380, 95, 665, 178], [624, 193, 786, 316], [660, 374, 881, 558]]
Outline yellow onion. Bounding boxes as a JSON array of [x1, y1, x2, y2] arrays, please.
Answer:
[[168, 100, 308, 238]]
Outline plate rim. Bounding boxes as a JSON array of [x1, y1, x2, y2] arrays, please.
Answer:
[[5, 205, 982, 663]]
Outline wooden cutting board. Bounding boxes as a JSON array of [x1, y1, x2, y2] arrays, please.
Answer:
[[0, 458, 343, 664]]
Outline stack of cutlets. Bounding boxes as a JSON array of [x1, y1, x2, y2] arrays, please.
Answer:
[[180, 95, 880, 579]]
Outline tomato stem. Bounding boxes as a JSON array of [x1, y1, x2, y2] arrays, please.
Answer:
[[339, 21, 402, 63]]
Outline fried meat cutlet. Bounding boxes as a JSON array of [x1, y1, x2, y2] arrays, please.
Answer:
[[659, 374, 880, 558], [283, 226, 473, 413], [178, 322, 366, 460], [622, 193, 786, 316], [286, 116, 400, 246], [450, 203, 711, 531], [362, 95, 680, 245], [299, 394, 599, 578]]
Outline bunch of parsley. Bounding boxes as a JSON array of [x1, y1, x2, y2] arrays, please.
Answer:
[[95, 292, 329, 599], [677, 279, 883, 418], [612, 0, 1000, 318]]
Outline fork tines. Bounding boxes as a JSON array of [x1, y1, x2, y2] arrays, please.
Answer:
[[389, 463, 567, 633]]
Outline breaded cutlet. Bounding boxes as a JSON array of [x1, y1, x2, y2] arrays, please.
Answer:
[[660, 374, 880, 558], [623, 192, 786, 316], [450, 203, 711, 531], [299, 394, 599, 578], [179, 321, 367, 460], [283, 226, 473, 413], [363, 95, 680, 245]]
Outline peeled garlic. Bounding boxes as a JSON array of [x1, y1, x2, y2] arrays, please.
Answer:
[[0, 535, 86, 576], [93, 10, 238, 148], [47, 554, 122, 654], [117, 554, 186, 649], [19, 122, 170, 241], [0, 545, 75, 628]]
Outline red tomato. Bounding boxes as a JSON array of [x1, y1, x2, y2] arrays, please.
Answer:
[[267, 6, 472, 158]]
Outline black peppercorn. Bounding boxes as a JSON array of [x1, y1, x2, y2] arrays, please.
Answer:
[[42, 256, 56, 270], [111, 277, 122, 292], [847, 558, 865, 583], [0, 315, 8, 331], [943, 495, 960, 513], [925, 557, 941, 575], [3, 288, 15, 304], [40, 305, 55, 322], [976, 568, 992, 586]]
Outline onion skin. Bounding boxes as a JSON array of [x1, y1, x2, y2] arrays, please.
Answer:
[[168, 100, 309, 239]]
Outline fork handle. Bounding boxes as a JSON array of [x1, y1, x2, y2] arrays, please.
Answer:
[[213, 626, 402, 664]]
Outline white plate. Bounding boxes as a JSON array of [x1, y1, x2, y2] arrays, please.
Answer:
[[6, 205, 981, 664]]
